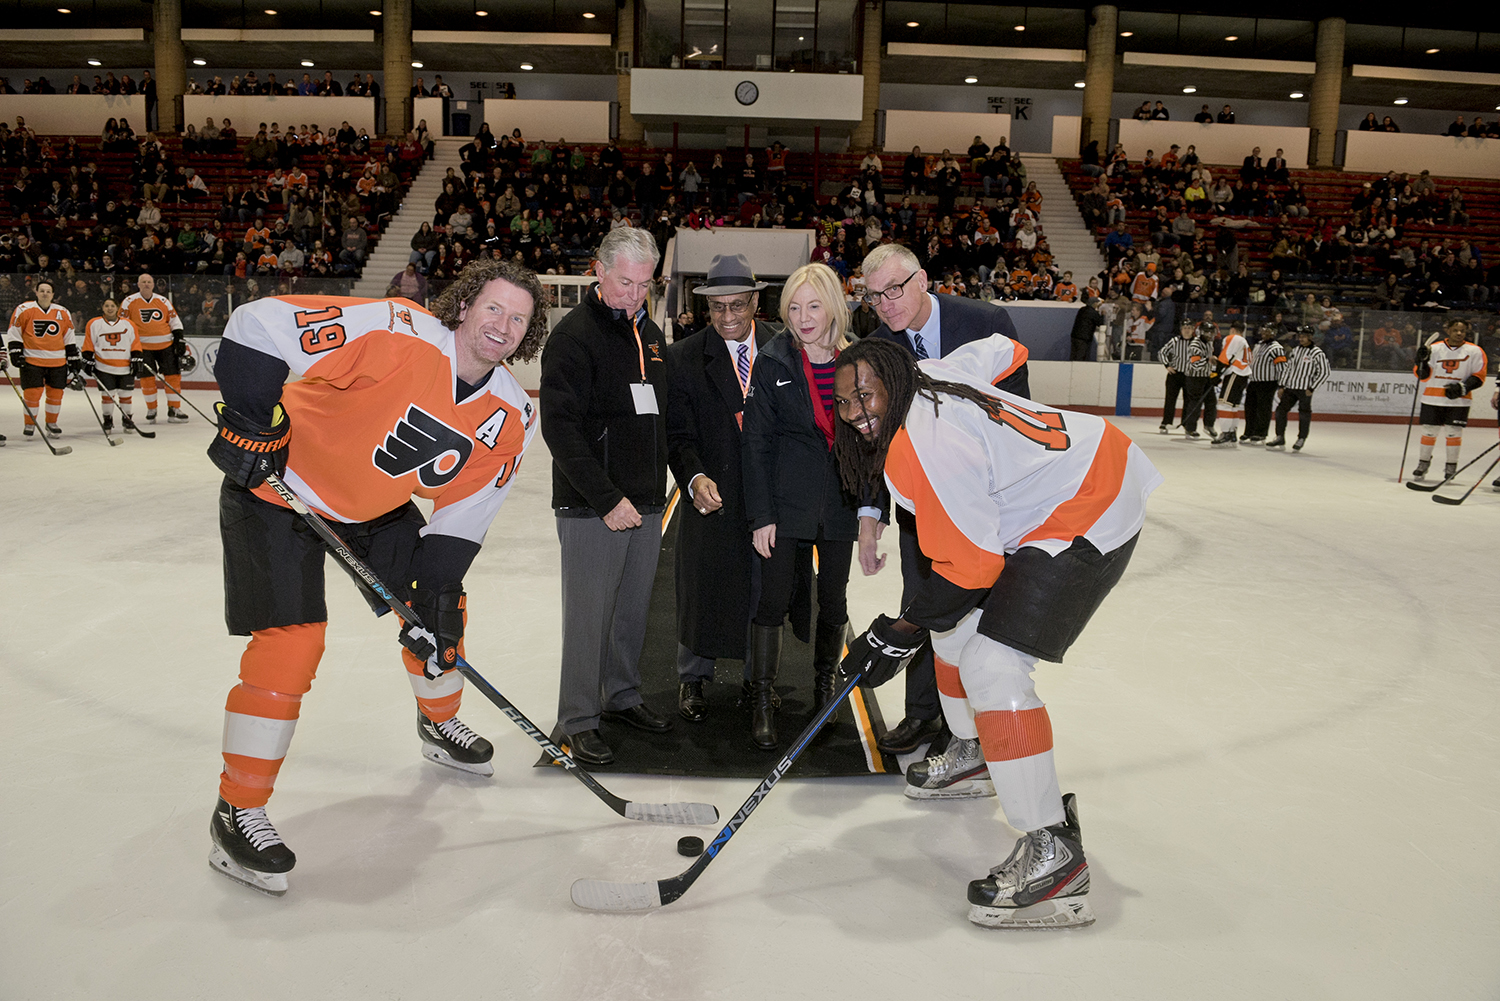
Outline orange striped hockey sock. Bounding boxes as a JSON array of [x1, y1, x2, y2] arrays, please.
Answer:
[[219, 623, 326, 810]]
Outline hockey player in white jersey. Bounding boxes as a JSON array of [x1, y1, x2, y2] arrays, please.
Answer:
[[81, 298, 145, 434], [832, 335, 1162, 929], [1410, 319, 1488, 481], [1212, 320, 1251, 447]]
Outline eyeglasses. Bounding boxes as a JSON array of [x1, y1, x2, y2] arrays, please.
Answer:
[[862, 270, 919, 306], [707, 296, 753, 315]]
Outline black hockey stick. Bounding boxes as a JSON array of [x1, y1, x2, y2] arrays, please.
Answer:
[[260, 472, 718, 827], [1431, 455, 1500, 506], [1396, 359, 1423, 483], [1405, 440, 1499, 492], [147, 359, 214, 422], [3, 368, 72, 455], [76, 376, 124, 446], [570, 667, 866, 911]]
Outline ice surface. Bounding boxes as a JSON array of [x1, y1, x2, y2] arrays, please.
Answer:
[[2, 388, 1497, 1000]]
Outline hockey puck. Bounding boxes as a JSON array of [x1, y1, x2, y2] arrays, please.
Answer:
[[676, 836, 705, 857]]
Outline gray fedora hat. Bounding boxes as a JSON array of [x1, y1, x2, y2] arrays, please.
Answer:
[[692, 253, 769, 296]]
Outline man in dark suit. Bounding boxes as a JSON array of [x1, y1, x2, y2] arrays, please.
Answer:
[[666, 255, 781, 721], [858, 243, 1031, 754]]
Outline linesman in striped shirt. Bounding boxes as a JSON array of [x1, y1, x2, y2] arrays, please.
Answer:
[[1267, 327, 1330, 451], [1243, 325, 1287, 443], [1159, 320, 1217, 439]]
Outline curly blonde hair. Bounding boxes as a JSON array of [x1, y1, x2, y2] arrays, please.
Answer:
[[429, 258, 550, 364]]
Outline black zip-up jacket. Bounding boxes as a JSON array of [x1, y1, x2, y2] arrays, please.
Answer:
[[741, 331, 859, 542], [540, 283, 669, 516]]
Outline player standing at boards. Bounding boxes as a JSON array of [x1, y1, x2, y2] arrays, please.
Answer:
[[6, 278, 77, 437], [120, 273, 188, 423], [1409, 319, 1488, 480], [1212, 320, 1251, 447], [204, 258, 544, 895], [81, 298, 145, 434], [832, 335, 1161, 928], [1267, 328, 1331, 451]]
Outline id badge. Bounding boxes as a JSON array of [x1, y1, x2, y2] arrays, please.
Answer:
[[631, 382, 659, 415]]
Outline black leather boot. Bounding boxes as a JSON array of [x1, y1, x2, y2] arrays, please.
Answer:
[[811, 618, 849, 727], [749, 623, 782, 751]]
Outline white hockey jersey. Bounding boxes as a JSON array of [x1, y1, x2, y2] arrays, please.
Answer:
[[1417, 340, 1488, 408], [82, 316, 143, 376], [1218, 331, 1251, 377], [886, 336, 1164, 591]]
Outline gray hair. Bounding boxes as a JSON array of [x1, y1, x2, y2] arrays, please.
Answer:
[[595, 227, 660, 272], [862, 242, 920, 277]]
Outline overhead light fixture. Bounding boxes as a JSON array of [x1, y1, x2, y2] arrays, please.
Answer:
[[1289, 91, 1304, 99], [1013, 24, 1025, 31], [1074, 81, 1086, 89], [1183, 86, 1197, 94], [193, 58, 207, 66], [797, 35, 803, 40], [263, 8, 276, 13], [582, 10, 595, 16], [475, 9, 488, 13], [906, 21, 919, 27], [1425, 48, 1439, 54], [520, 63, 534, 70], [87, 59, 101, 66], [1394, 98, 1408, 105], [369, 8, 381, 13], [965, 76, 978, 84], [411, 60, 423, 68], [301, 60, 314, 67], [57, 7, 71, 12], [1119, 30, 1133, 37], [1224, 35, 1237, 41]]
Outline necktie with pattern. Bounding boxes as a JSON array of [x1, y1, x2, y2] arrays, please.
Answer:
[[910, 332, 929, 360], [737, 342, 751, 387]]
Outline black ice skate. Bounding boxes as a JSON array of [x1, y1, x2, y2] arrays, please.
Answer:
[[0, 432, 6, 446], [1444, 462, 1457, 479], [145, 411, 157, 423], [968, 793, 1093, 929], [418, 709, 495, 776], [23, 426, 35, 437], [1182, 430, 1202, 440], [1157, 424, 1170, 435], [1266, 436, 1286, 449], [1210, 431, 1238, 448], [45, 423, 61, 437], [1293, 437, 1306, 451], [101, 415, 114, 432], [1410, 459, 1430, 480], [209, 797, 295, 896], [168, 408, 190, 423], [904, 736, 995, 800]]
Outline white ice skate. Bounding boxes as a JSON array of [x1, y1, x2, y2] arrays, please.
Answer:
[[967, 793, 1094, 929], [418, 710, 495, 777], [904, 736, 995, 800]]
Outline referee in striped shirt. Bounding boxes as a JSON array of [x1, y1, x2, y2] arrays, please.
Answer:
[[1268, 327, 1331, 451], [1244, 325, 1286, 442]]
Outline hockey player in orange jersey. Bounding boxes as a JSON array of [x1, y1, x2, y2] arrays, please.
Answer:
[[6, 278, 77, 437], [119, 272, 189, 423], [204, 258, 546, 895], [833, 335, 1161, 930]]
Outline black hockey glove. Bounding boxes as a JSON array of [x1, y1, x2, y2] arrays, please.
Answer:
[[399, 584, 466, 680], [1417, 363, 1431, 382], [131, 354, 147, 379], [1444, 381, 1466, 399], [207, 401, 291, 488], [1414, 343, 1431, 365], [173, 333, 188, 360], [66, 344, 83, 378], [81, 352, 97, 377], [840, 614, 928, 688], [6, 342, 22, 369]]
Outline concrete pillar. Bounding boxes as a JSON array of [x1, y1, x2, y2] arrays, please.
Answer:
[[383, 0, 413, 137], [151, 0, 186, 133], [615, 0, 644, 144], [1080, 5, 1117, 156], [850, 0, 882, 152], [1308, 17, 1345, 168]]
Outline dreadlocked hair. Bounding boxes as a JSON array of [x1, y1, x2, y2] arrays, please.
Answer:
[[832, 338, 1004, 496]]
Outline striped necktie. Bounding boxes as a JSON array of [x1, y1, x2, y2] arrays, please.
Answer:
[[737, 342, 751, 388], [909, 332, 929, 360]]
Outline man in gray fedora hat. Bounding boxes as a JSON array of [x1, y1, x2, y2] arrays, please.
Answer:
[[666, 253, 783, 721]]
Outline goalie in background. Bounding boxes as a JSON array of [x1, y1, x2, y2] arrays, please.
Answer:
[[832, 336, 1161, 929]]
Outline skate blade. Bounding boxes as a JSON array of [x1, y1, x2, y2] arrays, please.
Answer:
[[969, 896, 1095, 929], [904, 777, 996, 800], [208, 845, 289, 896], [421, 744, 494, 777]]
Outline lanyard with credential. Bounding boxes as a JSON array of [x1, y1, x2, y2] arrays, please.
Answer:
[[630, 315, 647, 384]]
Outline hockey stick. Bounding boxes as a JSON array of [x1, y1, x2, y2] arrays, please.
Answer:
[[1404, 440, 1499, 492], [147, 358, 215, 422], [570, 667, 865, 911], [260, 472, 718, 827], [76, 376, 124, 446], [1431, 455, 1500, 506], [3, 368, 73, 455], [1396, 362, 1422, 483]]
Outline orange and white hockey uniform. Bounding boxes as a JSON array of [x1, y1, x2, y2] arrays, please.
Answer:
[[1129, 270, 1159, 303], [1417, 339, 1487, 407], [82, 315, 143, 376], [119, 291, 183, 351], [1217, 330, 1251, 377], [8, 300, 76, 367]]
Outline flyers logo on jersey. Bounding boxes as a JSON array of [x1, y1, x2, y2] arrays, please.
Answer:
[[373, 405, 474, 488], [138, 308, 165, 324], [32, 319, 60, 338]]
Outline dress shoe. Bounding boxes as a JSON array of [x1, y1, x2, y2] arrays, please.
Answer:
[[678, 681, 708, 722], [601, 702, 674, 733], [555, 726, 614, 766], [876, 715, 944, 754]]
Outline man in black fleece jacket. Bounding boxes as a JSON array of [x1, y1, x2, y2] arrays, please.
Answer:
[[540, 227, 673, 766]]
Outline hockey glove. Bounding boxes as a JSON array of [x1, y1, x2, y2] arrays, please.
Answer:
[[6, 342, 22, 369], [131, 355, 147, 379], [207, 401, 291, 488], [1414, 343, 1431, 365], [1417, 363, 1432, 382], [66, 344, 83, 379], [173, 333, 188, 360], [81, 352, 97, 377], [399, 584, 466, 680], [840, 614, 928, 688], [1444, 381, 1466, 399]]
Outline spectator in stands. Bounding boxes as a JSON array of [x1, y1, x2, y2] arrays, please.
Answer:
[[1240, 148, 1263, 183], [1193, 105, 1213, 123], [1359, 112, 1379, 131], [1217, 105, 1236, 124], [1447, 188, 1470, 226], [902, 146, 925, 194], [389, 262, 427, 302], [1152, 101, 1170, 120], [1132, 101, 1152, 121], [338, 216, 368, 272], [1381, 116, 1400, 132], [1265, 149, 1289, 185], [1078, 140, 1103, 178], [1445, 115, 1467, 137], [1104, 221, 1134, 266]]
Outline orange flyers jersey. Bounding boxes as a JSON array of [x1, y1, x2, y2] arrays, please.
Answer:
[[8, 301, 76, 367], [1130, 273, 1159, 301], [885, 335, 1163, 592], [83, 316, 143, 375], [226, 295, 538, 544], [119, 292, 183, 350], [1418, 340, 1488, 407], [1218, 332, 1251, 376], [1053, 282, 1078, 303]]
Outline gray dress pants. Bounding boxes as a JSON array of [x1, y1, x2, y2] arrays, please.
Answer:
[[556, 511, 663, 734]]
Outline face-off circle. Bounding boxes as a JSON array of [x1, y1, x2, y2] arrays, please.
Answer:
[[677, 836, 705, 857]]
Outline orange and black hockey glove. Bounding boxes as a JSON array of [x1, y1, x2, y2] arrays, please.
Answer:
[[208, 401, 290, 488]]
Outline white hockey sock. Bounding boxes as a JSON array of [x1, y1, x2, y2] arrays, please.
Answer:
[[933, 612, 981, 740], [1446, 432, 1463, 465], [1223, 416, 1239, 435], [1418, 427, 1438, 463]]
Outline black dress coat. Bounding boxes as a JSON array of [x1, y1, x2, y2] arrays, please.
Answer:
[[869, 292, 1029, 398], [666, 320, 780, 659]]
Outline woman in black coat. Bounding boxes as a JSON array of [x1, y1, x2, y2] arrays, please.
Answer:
[[741, 262, 858, 750]]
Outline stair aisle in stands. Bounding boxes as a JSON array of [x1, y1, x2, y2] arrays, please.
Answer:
[[353, 136, 467, 298], [1020, 153, 1106, 288]]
